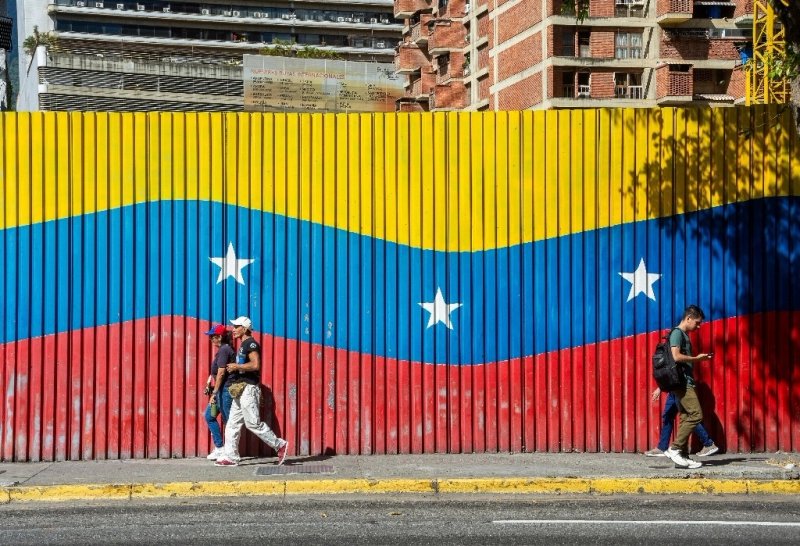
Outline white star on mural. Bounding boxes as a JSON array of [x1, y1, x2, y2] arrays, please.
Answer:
[[619, 258, 661, 302], [209, 242, 255, 285], [418, 287, 462, 330]]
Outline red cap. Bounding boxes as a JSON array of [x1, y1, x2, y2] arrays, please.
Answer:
[[205, 325, 227, 336]]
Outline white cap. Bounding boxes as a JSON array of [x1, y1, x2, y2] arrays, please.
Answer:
[[230, 316, 253, 330]]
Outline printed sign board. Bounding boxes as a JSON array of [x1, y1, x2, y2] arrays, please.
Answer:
[[243, 55, 404, 113]]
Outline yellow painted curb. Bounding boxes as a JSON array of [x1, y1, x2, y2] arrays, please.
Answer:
[[746, 480, 800, 494], [284, 478, 435, 495], [131, 480, 285, 499], [8, 484, 131, 503], [439, 478, 593, 494], [1, 478, 799, 503]]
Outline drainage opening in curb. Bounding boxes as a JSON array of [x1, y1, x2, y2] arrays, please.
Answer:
[[255, 464, 335, 476]]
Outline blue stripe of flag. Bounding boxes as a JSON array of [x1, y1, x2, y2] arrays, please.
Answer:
[[2, 197, 798, 365]]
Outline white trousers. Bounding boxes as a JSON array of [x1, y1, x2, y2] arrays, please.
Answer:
[[223, 384, 283, 460]]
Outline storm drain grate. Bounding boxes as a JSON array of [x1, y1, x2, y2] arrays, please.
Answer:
[[255, 464, 335, 476]]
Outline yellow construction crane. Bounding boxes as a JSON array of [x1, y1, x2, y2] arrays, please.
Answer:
[[746, 0, 790, 105]]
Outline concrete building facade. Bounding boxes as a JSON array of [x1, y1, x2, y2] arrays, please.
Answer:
[[395, 0, 753, 110], [0, 1, 11, 111], [15, 0, 402, 111]]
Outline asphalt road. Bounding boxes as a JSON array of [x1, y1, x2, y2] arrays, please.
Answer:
[[3, 495, 800, 545]]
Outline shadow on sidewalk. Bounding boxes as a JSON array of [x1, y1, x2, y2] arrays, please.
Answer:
[[695, 457, 753, 467], [282, 454, 335, 466], [232, 453, 335, 467]]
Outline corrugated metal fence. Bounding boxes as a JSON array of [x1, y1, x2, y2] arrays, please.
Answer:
[[1, 106, 799, 461]]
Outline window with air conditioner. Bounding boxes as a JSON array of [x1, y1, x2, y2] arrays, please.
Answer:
[[232, 10, 240, 17], [223, 10, 232, 16], [95, 1, 104, 8], [116, 2, 124, 8], [375, 41, 385, 48], [201, 8, 210, 15], [369, 17, 378, 23], [76, 0, 86, 6], [163, 6, 170, 13], [136, 4, 145, 11], [281, 13, 292, 19], [253, 12, 263, 18], [336, 16, 345, 22]]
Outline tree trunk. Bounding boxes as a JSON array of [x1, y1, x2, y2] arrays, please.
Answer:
[[791, 75, 800, 137]]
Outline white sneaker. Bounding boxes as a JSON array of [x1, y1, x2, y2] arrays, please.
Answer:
[[206, 447, 224, 460], [664, 447, 702, 469], [214, 457, 238, 467]]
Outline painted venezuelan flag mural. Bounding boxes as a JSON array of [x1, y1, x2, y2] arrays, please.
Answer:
[[1, 107, 799, 462]]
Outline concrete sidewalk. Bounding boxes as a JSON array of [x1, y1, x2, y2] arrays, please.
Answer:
[[1, 452, 799, 503]]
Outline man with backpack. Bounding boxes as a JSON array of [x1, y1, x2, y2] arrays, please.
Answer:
[[660, 305, 714, 469], [646, 387, 719, 458]]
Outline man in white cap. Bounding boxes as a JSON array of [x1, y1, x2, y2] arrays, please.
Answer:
[[214, 316, 289, 467]]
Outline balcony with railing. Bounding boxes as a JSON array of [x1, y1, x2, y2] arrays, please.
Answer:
[[615, 85, 644, 99], [436, 62, 467, 84], [395, 0, 433, 19], [395, 44, 429, 74], [557, 84, 591, 99], [409, 71, 436, 99], [430, 81, 466, 110], [656, 0, 692, 24], [692, 68, 735, 103], [656, 64, 693, 103], [409, 14, 434, 45], [428, 20, 466, 55]]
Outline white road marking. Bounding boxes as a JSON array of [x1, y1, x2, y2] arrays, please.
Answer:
[[493, 520, 800, 527]]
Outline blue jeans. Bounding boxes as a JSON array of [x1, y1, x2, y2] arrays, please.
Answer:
[[205, 387, 233, 448], [658, 392, 712, 451]]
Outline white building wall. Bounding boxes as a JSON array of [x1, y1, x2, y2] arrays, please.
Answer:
[[15, 0, 50, 110], [1, 50, 8, 110]]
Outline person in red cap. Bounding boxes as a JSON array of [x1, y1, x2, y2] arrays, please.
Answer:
[[215, 316, 289, 467], [203, 324, 235, 461]]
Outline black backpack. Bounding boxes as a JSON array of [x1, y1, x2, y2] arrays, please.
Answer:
[[652, 328, 687, 392]]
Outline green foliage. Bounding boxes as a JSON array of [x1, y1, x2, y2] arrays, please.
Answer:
[[259, 40, 342, 60], [22, 26, 57, 57], [746, 47, 800, 82], [769, 46, 800, 81], [561, 0, 589, 21]]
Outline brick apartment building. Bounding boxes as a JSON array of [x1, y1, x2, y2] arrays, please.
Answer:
[[395, 0, 753, 110]]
